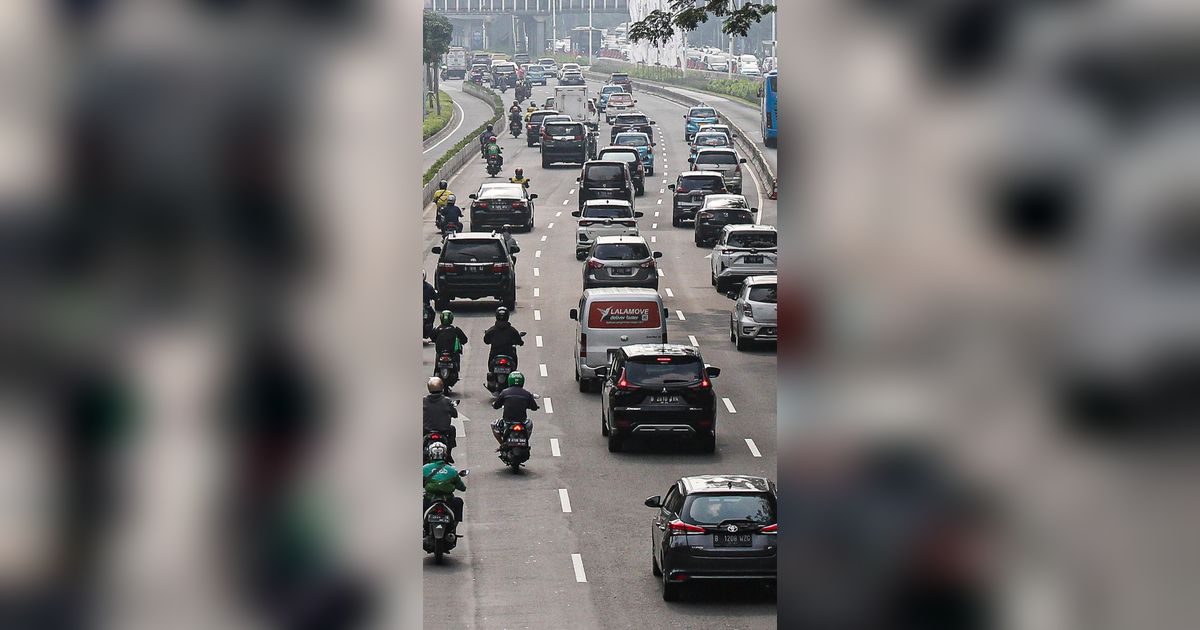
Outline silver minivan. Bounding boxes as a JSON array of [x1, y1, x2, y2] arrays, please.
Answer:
[[728, 275, 778, 350], [582, 235, 661, 290], [570, 288, 669, 392], [573, 200, 643, 259]]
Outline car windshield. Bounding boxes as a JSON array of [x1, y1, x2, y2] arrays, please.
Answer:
[[726, 232, 777, 249], [686, 494, 775, 525], [585, 165, 626, 184], [443, 240, 505, 263], [593, 242, 649, 260], [690, 108, 717, 118], [478, 185, 524, 199], [616, 135, 648, 146], [697, 152, 738, 165], [583, 206, 634, 219], [529, 111, 556, 123], [544, 123, 580, 136], [625, 356, 703, 385], [683, 177, 724, 191], [748, 285, 778, 303]]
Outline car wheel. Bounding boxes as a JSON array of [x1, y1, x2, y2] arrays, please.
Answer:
[[736, 334, 751, 351], [710, 269, 716, 286], [730, 319, 737, 342], [580, 377, 591, 394], [576, 250, 587, 261], [647, 167, 654, 176], [606, 431, 622, 453], [652, 551, 662, 577], [672, 214, 682, 228], [636, 185, 644, 196], [661, 571, 681, 602], [716, 278, 729, 294], [699, 433, 716, 454], [502, 290, 516, 310]]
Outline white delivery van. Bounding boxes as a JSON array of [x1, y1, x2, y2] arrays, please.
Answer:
[[445, 47, 467, 79], [554, 85, 590, 124], [570, 288, 668, 391]]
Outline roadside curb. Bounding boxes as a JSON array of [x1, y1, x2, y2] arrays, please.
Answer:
[[422, 82, 505, 207]]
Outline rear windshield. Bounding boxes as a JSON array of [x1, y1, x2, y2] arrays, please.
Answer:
[[706, 197, 748, 209], [593, 242, 649, 260], [443, 240, 505, 263], [584, 164, 627, 184], [696, 152, 738, 165], [694, 134, 729, 146], [683, 176, 724, 191], [529, 111, 557, 124], [609, 94, 633, 103], [539, 58, 554, 65], [544, 123, 581, 136], [625, 356, 703, 386], [602, 86, 624, 94], [748, 285, 777, 303], [612, 73, 629, 81], [727, 232, 777, 249], [703, 210, 753, 223], [690, 108, 717, 118], [527, 66, 544, 73], [685, 494, 775, 526], [583, 205, 634, 219], [478, 186, 524, 199], [616, 135, 648, 147], [600, 151, 638, 165], [615, 115, 648, 125]]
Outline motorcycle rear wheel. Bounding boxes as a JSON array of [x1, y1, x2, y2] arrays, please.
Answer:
[[433, 538, 445, 564]]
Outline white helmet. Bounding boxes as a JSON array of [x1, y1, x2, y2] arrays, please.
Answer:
[[426, 441, 448, 461]]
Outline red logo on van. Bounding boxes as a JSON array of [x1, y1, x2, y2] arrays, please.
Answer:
[[588, 301, 661, 328]]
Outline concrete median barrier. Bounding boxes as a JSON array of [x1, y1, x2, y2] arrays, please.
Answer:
[[423, 82, 504, 207]]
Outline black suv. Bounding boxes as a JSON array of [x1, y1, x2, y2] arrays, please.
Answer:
[[524, 109, 559, 146], [469, 182, 538, 232], [669, 171, 728, 226], [596, 146, 646, 196], [541, 121, 590, 167], [431, 232, 518, 309], [577, 160, 635, 211], [644, 475, 777, 601], [595, 344, 720, 453], [610, 112, 655, 142], [694, 194, 756, 247]]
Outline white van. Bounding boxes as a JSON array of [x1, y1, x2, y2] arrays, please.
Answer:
[[554, 85, 590, 124], [570, 288, 668, 391]]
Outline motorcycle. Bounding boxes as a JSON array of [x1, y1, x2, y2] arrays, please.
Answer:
[[423, 468, 468, 564], [495, 419, 532, 472], [423, 303, 435, 341], [440, 218, 462, 237], [509, 118, 522, 138], [486, 155, 502, 177], [436, 351, 460, 391]]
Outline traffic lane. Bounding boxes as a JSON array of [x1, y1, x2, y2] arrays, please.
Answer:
[[422, 79, 498, 171]]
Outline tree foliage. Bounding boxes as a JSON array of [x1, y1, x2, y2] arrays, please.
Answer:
[[628, 1, 777, 47], [423, 11, 453, 66]]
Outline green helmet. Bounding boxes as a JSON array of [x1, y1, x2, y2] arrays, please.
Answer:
[[440, 310, 454, 325], [507, 371, 525, 387]]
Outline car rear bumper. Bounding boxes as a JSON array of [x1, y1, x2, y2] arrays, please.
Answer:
[[583, 274, 659, 289], [471, 212, 531, 229], [437, 279, 512, 298], [736, 315, 778, 341], [610, 408, 714, 434], [662, 554, 777, 580]]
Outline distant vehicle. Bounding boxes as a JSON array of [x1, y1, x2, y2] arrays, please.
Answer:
[[739, 53, 759, 66], [728, 275, 777, 349], [569, 288, 668, 392], [445, 46, 467, 79], [696, 123, 736, 143], [468, 182, 538, 232], [597, 84, 627, 112], [690, 147, 748, 194], [695, 194, 756, 248], [572, 199, 642, 259], [669, 171, 728, 226], [524, 109, 559, 147], [513, 52, 530, 65], [604, 92, 636, 122], [539, 57, 558, 74], [684, 106, 720, 141], [540, 120, 591, 167], [612, 131, 654, 176], [554, 85, 590, 123], [759, 70, 778, 147], [558, 62, 581, 79], [596, 146, 646, 196], [578, 160, 635, 210], [525, 64, 547, 86], [739, 63, 761, 77], [710, 225, 778, 293], [609, 72, 632, 94], [431, 232, 518, 310], [581, 235, 661, 290], [689, 131, 732, 159], [609, 112, 654, 143], [559, 71, 585, 86]]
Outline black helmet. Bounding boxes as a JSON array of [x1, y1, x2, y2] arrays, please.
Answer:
[[486, 124, 494, 132], [438, 180, 448, 190], [496, 307, 509, 322], [515, 168, 524, 178]]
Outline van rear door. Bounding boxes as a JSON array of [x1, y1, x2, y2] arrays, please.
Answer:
[[584, 299, 664, 366]]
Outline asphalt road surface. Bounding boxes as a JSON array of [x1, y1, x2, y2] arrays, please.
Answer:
[[422, 75, 779, 629], [423, 78, 497, 172]]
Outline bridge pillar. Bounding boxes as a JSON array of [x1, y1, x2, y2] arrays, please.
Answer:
[[527, 15, 547, 55]]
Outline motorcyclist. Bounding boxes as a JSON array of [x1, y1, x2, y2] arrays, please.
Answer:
[[483, 307, 525, 366], [484, 135, 503, 169], [432, 310, 468, 374], [479, 124, 494, 155], [490, 372, 538, 445], [524, 103, 538, 120], [437, 194, 463, 233], [422, 442, 464, 530], [423, 270, 437, 309], [508, 168, 530, 188], [423, 377, 458, 463], [432, 179, 453, 208]]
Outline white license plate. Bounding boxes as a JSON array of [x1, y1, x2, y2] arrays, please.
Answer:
[[428, 514, 451, 523], [506, 437, 528, 445]]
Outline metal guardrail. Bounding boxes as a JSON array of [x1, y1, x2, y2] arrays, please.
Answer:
[[422, 82, 504, 207]]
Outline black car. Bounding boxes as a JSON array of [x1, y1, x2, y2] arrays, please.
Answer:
[[524, 109, 559, 146], [577, 160, 635, 211], [610, 71, 633, 94], [469, 182, 537, 232], [595, 344, 720, 453], [541, 121, 590, 167], [645, 475, 777, 601], [596, 146, 646, 196], [610, 112, 655, 142], [694, 194, 756, 246], [669, 171, 728, 226], [431, 233, 518, 309], [560, 71, 585, 86]]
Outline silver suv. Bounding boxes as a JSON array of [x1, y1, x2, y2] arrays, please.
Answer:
[[690, 147, 747, 194], [710, 225, 777, 293], [583, 235, 662, 290], [729, 275, 778, 350], [573, 200, 642, 259]]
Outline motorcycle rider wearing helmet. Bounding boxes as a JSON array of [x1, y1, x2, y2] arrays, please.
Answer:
[[436, 193, 463, 232], [484, 135, 502, 168], [509, 168, 530, 188], [423, 377, 458, 463], [422, 441, 465, 531], [423, 270, 438, 309], [432, 179, 454, 208], [483, 307, 525, 366], [524, 103, 538, 121], [432, 310, 468, 373], [478, 124, 495, 155], [490, 371, 538, 445]]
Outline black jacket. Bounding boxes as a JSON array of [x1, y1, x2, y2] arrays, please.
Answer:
[[433, 325, 468, 355], [492, 385, 538, 422], [423, 281, 437, 305], [483, 322, 524, 360], [422, 393, 458, 434]]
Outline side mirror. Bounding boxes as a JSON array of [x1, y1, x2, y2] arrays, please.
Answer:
[[459, 469, 470, 477], [469, 194, 478, 199], [688, 157, 695, 162], [569, 308, 578, 320], [510, 245, 521, 253], [751, 207, 759, 213], [571, 210, 582, 217], [529, 193, 538, 199], [644, 495, 663, 508], [431, 246, 442, 254], [653, 251, 663, 258], [634, 211, 644, 218], [667, 184, 676, 191], [652, 142, 657, 146], [576, 177, 581, 182], [706, 366, 721, 378], [648, 120, 656, 125], [634, 99, 638, 103], [740, 158, 748, 164], [594, 366, 609, 378]]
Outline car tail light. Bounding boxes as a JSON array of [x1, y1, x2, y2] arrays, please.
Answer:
[[734, 164, 742, 173], [676, 186, 688, 194], [741, 304, 753, 318], [511, 200, 526, 209], [473, 201, 488, 209], [639, 260, 655, 268], [491, 262, 510, 272], [511, 423, 525, 432], [587, 260, 604, 269], [579, 333, 587, 358], [438, 262, 458, 271], [760, 524, 778, 534], [574, 134, 584, 141], [616, 369, 640, 391], [668, 520, 705, 535], [689, 373, 711, 390], [697, 211, 713, 221], [671, 573, 689, 582], [579, 220, 593, 227]]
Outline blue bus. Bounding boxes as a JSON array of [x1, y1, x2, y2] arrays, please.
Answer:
[[759, 70, 778, 148]]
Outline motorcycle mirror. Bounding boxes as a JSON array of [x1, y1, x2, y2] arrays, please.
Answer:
[[469, 194, 478, 199], [431, 246, 442, 254], [519, 331, 527, 337], [458, 469, 470, 477], [529, 193, 538, 199]]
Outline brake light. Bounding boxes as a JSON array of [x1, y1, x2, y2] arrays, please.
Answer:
[[579, 220, 593, 227], [697, 211, 713, 221], [676, 186, 688, 194], [760, 524, 778, 533], [616, 369, 639, 390], [587, 260, 604, 269], [734, 164, 741, 173], [511, 423, 525, 432], [438, 262, 458, 271], [491, 263, 510, 272], [574, 134, 584, 141], [690, 374, 711, 390], [473, 201, 488, 209], [741, 304, 753, 318], [512, 201, 526, 209], [639, 260, 656, 268], [668, 520, 705, 534], [579, 333, 587, 358]]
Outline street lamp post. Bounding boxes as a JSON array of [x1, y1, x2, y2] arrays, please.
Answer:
[[588, 0, 593, 66]]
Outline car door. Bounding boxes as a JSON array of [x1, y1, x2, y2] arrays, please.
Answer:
[[601, 351, 623, 423], [711, 231, 726, 275], [654, 485, 684, 563]]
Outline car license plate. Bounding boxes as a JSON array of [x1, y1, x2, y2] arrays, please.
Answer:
[[651, 395, 681, 404], [714, 533, 753, 547], [466, 266, 482, 273], [762, 327, 776, 335], [611, 267, 634, 276], [744, 255, 764, 264], [597, 191, 614, 198]]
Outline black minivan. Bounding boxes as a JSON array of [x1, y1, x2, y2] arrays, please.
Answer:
[[577, 160, 635, 211], [694, 194, 756, 247]]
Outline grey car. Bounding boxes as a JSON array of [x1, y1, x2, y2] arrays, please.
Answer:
[[583, 235, 661, 289], [729, 275, 777, 350], [689, 147, 747, 194]]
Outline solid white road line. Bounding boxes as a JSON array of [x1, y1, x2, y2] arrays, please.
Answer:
[[745, 438, 762, 458], [535, 335, 544, 347], [545, 397, 554, 414], [688, 335, 699, 347], [571, 554, 587, 582], [539, 364, 548, 377], [550, 437, 561, 457], [559, 489, 573, 513], [665, 288, 674, 297], [676, 310, 686, 321], [723, 398, 737, 414], [534, 309, 542, 321], [422, 96, 466, 154]]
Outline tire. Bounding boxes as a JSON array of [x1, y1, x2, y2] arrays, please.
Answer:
[[542, 155, 550, 168], [580, 377, 590, 393], [672, 214, 682, 228], [652, 552, 662, 577], [647, 167, 654, 176], [699, 434, 716, 454], [636, 185, 645, 196], [433, 539, 445, 565], [607, 431, 622, 453], [765, 136, 777, 148], [716, 278, 729, 294], [575, 250, 587, 261], [502, 289, 516, 310], [510, 460, 521, 473], [662, 571, 681, 601], [730, 320, 737, 342], [736, 335, 750, 351], [710, 269, 716, 286]]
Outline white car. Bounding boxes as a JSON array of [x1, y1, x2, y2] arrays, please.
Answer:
[[739, 64, 761, 77], [729, 275, 777, 350], [572, 199, 642, 259], [710, 225, 778, 293], [604, 93, 635, 122], [559, 62, 581, 80], [539, 57, 558, 74]]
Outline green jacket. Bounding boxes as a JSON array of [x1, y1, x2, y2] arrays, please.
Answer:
[[422, 460, 465, 498], [485, 142, 502, 157]]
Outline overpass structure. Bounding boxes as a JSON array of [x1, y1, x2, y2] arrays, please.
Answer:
[[425, 0, 630, 55]]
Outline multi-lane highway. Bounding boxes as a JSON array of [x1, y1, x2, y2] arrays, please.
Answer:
[[422, 75, 778, 629]]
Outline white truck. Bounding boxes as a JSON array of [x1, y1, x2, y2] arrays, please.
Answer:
[[444, 46, 467, 80], [554, 85, 593, 125]]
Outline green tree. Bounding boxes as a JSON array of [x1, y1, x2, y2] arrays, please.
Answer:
[[424, 11, 453, 115], [629, 1, 776, 47]]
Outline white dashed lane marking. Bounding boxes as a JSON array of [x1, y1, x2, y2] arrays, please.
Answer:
[[562, 199, 569, 205], [534, 268, 540, 276], [650, 236, 656, 243], [665, 288, 674, 297], [745, 438, 762, 458], [541, 235, 547, 242], [657, 199, 662, 205], [548, 222, 554, 229], [539, 363, 548, 377], [688, 335, 699, 346], [535, 250, 542, 258], [534, 310, 542, 321], [550, 437, 561, 456], [534, 287, 540, 297], [652, 223, 658, 229], [544, 397, 554, 414], [536, 335, 543, 347], [676, 310, 686, 321], [723, 398, 737, 414], [654, 211, 659, 217], [572, 554, 587, 582], [559, 489, 573, 513], [556, 211, 562, 217]]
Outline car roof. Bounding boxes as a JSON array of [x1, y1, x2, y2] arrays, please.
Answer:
[[585, 159, 626, 168], [679, 475, 774, 495], [744, 275, 777, 287], [688, 105, 716, 113], [593, 235, 647, 245], [530, 109, 559, 116], [614, 130, 649, 137], [622, 343, 701, 358], [582, 199, 633, 207], [694, 147, 737, 155], [598, 146, 639, 155], [477, 183, 526, 196], [582, 287, 660, 300]]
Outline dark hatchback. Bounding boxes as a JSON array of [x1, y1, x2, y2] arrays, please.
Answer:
[[431, 233, 518, 309], [645, 475, 778, 601], [577, 160, 635, 211], [694, 194, 756, 247], [596, 146, 646, 196], [610, 113, 655, 142], [595, 344, 720, 453], [541, 121, 590, 167], [669, 172, 728, 226], [525, 109, 559, 146], [469, 183, 537, 232]]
